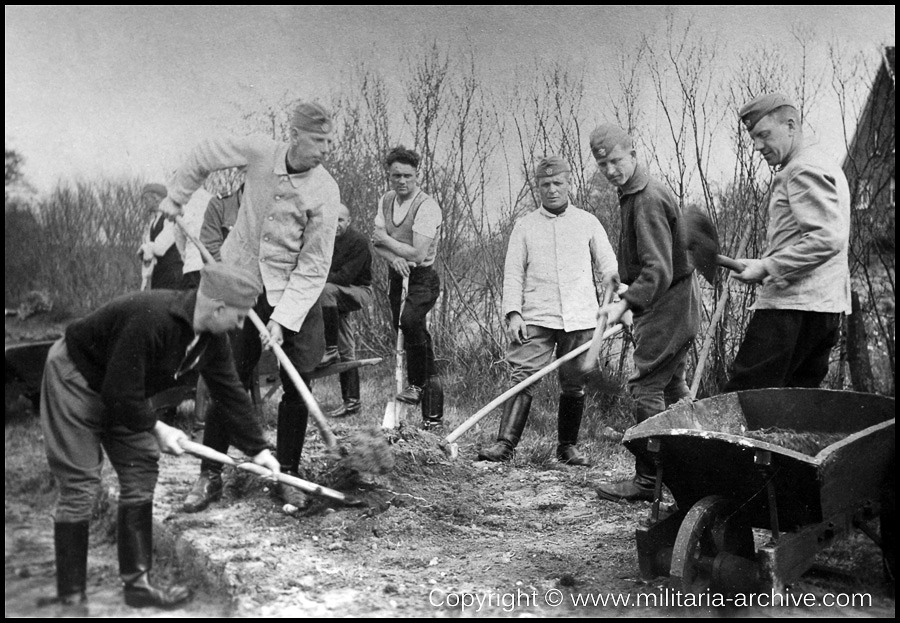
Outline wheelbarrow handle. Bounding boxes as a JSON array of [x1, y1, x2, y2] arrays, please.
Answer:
[[173, 215, 338, 451], [179, 439, 348, 503], [444, 323, 623, 445]]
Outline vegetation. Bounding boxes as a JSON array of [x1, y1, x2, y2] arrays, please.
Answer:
[[4, 19, 894, 401]]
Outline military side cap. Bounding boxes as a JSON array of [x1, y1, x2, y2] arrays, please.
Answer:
[[142, 183, 167, 197], [589, 124, 633, 158], [199, 263, 260, 308], [534, 156, 571, 178], [739, 92, 796, 132], [291, 101, 333, 134]]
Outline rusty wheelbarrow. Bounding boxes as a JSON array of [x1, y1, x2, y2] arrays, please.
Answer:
[[626, 389, 895, 593]]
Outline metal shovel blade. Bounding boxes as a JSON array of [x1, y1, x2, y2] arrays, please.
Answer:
[[682, 206, 720, 285], [382, 400, 406, 429]]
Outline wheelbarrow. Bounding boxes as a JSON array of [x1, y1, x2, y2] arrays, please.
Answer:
[[627, 389, 895, 593]]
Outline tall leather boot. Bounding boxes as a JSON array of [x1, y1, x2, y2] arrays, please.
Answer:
[[118, 502, 191, 608], [477, 393, 532, 462], [53, 521, 89, 605], [421, 375, 444, 432], [596, 403, 659, 502], [276, 400, 310, 509], [557, 394, 590, 466], [317, 307, 341, 368], [329, 367, 360, 417]]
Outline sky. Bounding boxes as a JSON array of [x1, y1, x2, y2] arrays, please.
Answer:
[[5, 5, 896, 195]]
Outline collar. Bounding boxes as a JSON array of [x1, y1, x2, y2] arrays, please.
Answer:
[[274, 143, 317, 180], [538, 202, 572, 218], [168, 289, 199, 329], [618, 164, 650, 197]]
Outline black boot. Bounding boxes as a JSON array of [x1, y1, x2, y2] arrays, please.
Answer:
[[596, 403, 658, 502], [53, 521, 89, 605], [478, 393, 532, 462], [328, 368, 361, 417], [118, 503, 191, 608], [421, 375, 444, 432], [557, 394, 590, 466], [181, 468, 223, 513], [317, 307, 341, 368]]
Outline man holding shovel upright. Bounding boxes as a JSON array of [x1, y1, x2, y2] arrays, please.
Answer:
[[724, 93, 850, 391], [371, 146, 444, 431], [40, 263, 279, 610], [160, 101, 341, 513], [590, 126, 701, 502], [478, 156, 619, 466]]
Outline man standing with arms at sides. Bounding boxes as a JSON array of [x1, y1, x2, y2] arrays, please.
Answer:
[[371, 146, 444, 431], [160, 101, 340, 513], [478, 156, 619, 465], [590, 125, 701, 503], [724, 93, 851, 392], [319, 203, 373, 417]]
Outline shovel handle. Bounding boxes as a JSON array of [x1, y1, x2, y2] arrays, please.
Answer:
[[172, 215, 338, 451], [179, 439, 348, 502], [581, 287, 616, 373], [444, 324, 623, 445], [717, 255, 746, 273]]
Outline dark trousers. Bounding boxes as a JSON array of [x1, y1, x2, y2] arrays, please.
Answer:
[[389, 266, 440, 388], [200, 291, 324, 473], [724, 309, 841, 392]]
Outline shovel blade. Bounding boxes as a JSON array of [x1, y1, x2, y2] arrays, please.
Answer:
[[382, 400, 406, 429]]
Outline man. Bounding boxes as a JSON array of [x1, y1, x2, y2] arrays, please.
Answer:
[[174, 187, 215, 289], [372, 146, 444, 430], [200, 184, 244, 263], [319, 203, 373, 417], [138, 183, 183, 290], [478, 156, 619, 465], [591, 125, 701, 502], [41, 264, 279, 610], [161, 101, 340, 513], [724, 93, 851, 391]]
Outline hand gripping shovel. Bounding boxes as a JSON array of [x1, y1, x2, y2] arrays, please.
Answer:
[[382, 276, 409, 429]]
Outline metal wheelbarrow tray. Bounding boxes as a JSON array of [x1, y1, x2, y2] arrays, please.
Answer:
[[627, 389, 895, 593]]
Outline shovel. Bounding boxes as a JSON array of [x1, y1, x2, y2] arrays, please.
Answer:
[[580, 286, 615, 374], [682, 206, 746, 284], [179, 439, 360, 505], [382, 276, 409, 429], [441, 323, 623, 459]]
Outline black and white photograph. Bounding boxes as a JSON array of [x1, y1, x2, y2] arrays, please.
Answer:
[[5, 5, 896, 617]]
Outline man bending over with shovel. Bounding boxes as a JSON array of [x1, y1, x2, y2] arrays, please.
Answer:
[[478, 156, 619, 466], [590, 125, 701, 502], [160, 101, 341, 514], [41, 263, 279, 611]]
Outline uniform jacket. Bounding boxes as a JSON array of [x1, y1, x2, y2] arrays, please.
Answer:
[[168, 136, 341, 331]]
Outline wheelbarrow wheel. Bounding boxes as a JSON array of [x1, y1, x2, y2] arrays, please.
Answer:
[[670, 495, 757, 594]]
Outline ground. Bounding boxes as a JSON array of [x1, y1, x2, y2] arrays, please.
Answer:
[[4, 315, 896, 617]]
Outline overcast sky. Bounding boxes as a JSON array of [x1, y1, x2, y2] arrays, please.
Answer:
[[5, 5, 896, 194]]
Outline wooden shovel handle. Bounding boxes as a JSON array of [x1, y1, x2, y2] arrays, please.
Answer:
[[717, 254, 746, 273], [581, 287, 616, 373], [179, 439, 347, 502], [444, 324, 623, 445]]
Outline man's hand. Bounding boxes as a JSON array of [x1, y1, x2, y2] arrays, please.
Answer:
[[371, 228, 391, 247], [262, 320, 285, 350], [506, 312, 530, 345], [250, 449, 281, 482], [599, 299, 630, 328], [158, 196, 183, 221], [601, 271, 621, 293], [390, 256, 412, 277], [731, 258, 768, 285], [154, 421, 188, 455], [138, 242, 155, 261]]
